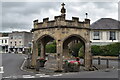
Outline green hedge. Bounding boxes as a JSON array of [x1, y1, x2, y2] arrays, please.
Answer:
[[91, 42, 120, 56]]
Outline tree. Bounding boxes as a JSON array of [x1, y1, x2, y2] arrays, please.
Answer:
[[46, 41, 56, 53], [70, 43, 83, 57], [78, 46, 84, 58]]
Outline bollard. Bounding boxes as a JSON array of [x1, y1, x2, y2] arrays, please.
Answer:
[[36, 60, 40, 71], [106, 59, 109, 68], [98, 57, 101, 65], [27, 58, 30, 68]]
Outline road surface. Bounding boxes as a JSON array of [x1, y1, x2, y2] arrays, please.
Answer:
[[2, 53, 33, 78], [1, 53, 119, 79]]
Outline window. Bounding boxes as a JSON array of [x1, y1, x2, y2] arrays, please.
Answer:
[[109, 31, 116, 40], [5, 40, 7, 43], [19, 35, 22, 39], [11, 42, 12, 44], [19, 41, 21, 43], [14, 36, 17, 39], [2, 40, 3, 43], [93, 31, 100, 40], [15, 41, 17, 46]]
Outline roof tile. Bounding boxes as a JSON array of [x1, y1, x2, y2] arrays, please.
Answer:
[[90, 18, 120, 30]]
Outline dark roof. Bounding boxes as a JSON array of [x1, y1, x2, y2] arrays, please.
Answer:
[[0, 33, 10, 37], [90, 18, 120, 30]]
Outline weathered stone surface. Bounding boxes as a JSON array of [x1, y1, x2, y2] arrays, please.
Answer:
[[31, 4, 92, 70]]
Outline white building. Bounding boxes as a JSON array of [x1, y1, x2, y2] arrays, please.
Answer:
[[90, 18, 120, 45], [0, 37, 9, 53]]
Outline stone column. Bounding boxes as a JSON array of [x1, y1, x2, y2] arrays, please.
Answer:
[[40, 41, 46, 59], [63, 45, 70, 59], [56, 40, 63, 71], [31, 41, 38, 67], [84, 42, 92, 70]]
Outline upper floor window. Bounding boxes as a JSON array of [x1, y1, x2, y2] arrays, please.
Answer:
[[11, 36, 13, 39], [14, 36, 17, 39], [19, 35, 22, 39], [109, 31, 116, 40], [2, 40, 3, 43], [93, 31, 100, 40], [5, 40, 7, 43], [19, 41, 21, 44]]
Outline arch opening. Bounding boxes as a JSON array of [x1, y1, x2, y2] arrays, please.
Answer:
[[37, 34, 57, 59], [62, 35, 85, 60]]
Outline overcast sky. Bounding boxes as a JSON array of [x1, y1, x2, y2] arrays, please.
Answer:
[[1, 1, 119, 32]]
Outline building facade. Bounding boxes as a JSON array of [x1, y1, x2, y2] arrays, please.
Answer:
[[8, 31, 33, 53], [0, 37, 9, 53], [90, 18, 120, 45]]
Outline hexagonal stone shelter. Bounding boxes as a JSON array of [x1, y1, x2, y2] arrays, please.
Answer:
[[31, 3, 92, 71]]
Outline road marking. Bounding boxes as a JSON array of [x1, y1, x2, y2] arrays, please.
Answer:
[[11, 76, 18, 79], [0, 66, 4, 73], [40, 75, 50, 77], [20, 57, 34, 73], [22, 75, 35, 78], [3, 76, 11, 78], [53, 74, 62, 76], [3, 76, 17, 78], [35, 74, 45, 76], [117, 69, 120, 70], [20, 58, 26, 71]]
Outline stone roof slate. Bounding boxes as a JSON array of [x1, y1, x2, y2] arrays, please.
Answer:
[[90, 18, 120, 30]]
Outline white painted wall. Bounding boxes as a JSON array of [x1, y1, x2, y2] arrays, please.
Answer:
[[0, 37, 9, 46], [90, 30, 120, 45], [0, 37, 9, 53]]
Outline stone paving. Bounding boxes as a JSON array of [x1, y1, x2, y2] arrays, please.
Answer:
[[23, 54, 118, 75]]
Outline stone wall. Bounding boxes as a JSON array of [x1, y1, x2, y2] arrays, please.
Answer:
[[31, 15, 92, 70], [33, 15, 90, 29]]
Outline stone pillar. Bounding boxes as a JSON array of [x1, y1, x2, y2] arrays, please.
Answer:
[[63, 49, 69, 58], [63, 45, 70, 59], [56, 40, 63, 71], [40, 41, 46, 59], [84, 42, 92, 70], [31, 41, 38, 67]]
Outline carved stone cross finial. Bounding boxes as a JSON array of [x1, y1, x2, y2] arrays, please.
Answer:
[[61, 3, 66, 15]]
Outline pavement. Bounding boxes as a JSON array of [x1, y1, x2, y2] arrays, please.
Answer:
[[23, 54, 119, 74]]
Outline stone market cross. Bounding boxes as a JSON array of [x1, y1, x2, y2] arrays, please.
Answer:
[[31, 3, 92, 71]]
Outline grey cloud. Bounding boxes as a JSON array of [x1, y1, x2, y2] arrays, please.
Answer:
[[2, 2, 61, 32], [2, 2, 60, 16], [2, 2, 27, 8], [93, 2, 116, 9], [1, 2, 118, 32], [2, 22, 32, 30]]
